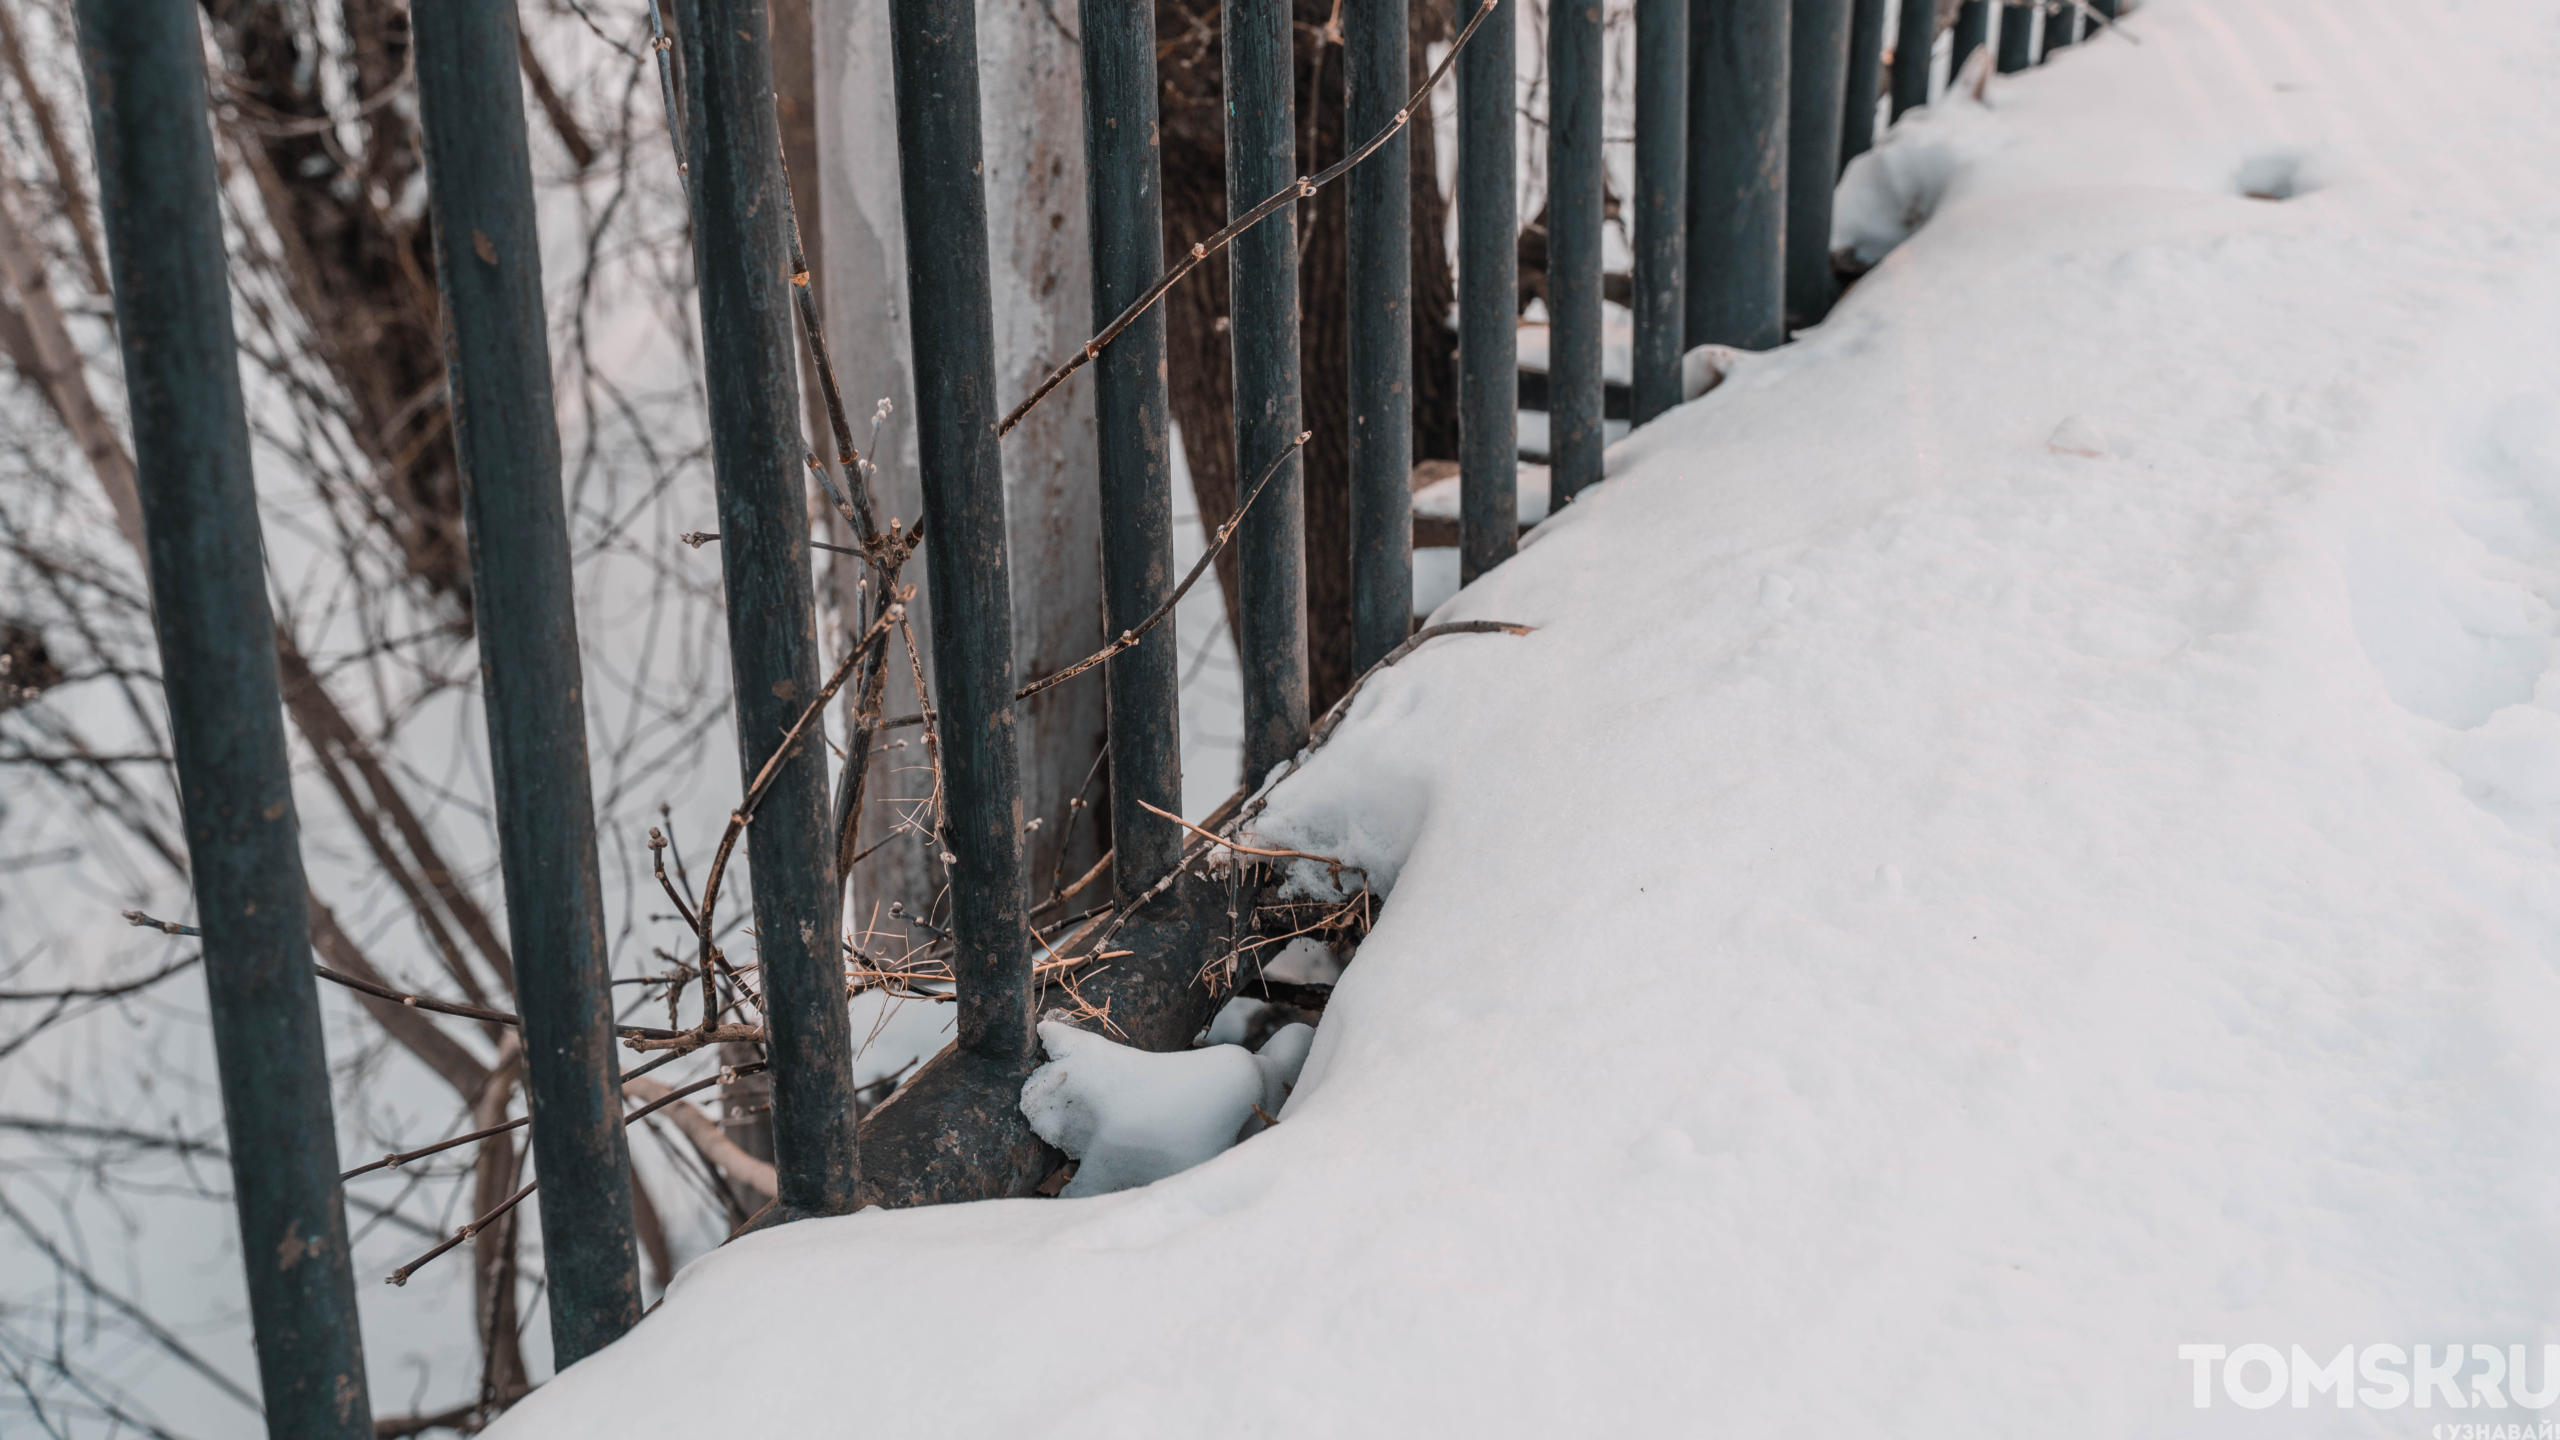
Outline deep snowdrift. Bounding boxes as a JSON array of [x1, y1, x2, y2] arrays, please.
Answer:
[[495, 0, 2560, 1431]]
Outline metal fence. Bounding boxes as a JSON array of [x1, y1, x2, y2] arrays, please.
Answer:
[[71, 0, 2107, 1428]]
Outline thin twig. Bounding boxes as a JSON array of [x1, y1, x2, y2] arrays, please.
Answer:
[[773, 112, 884, 547], [1135, 799, 1345, 868], [676, 528, 868, 557], [119, 909, 197, 937], [1041, 747, 1109, 903], [316, 964, 520, 1027], [309, 963, 690, 1043], [1306, 621, 1536, 751], [829, 569, 902, 884], [690, 602, 902, 1028], [1017, 431, 1310, 701], [895, 613, 954, 866], [647, 827, 698, 930], [1049, 848, 1113, 910], [340, 1051, 687, 1180], [387, 1179, 532, 1287], [646, 0, 688, 204], [385, 1065, 765, 1285], [0, 952, 197, 1002]]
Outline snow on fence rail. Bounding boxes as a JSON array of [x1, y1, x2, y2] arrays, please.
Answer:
[[69, 0, 2103, 1426]]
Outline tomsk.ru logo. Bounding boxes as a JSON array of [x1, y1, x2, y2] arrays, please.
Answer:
[[2178, 1344, 2560, 1411]]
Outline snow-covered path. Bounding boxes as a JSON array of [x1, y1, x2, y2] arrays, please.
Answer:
[[497, 2, 2560, 1432]]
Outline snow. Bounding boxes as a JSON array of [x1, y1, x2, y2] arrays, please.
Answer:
[[1020, 1021, 1314, 1197], [492, 0, 2560, 1432], [2047, 412, 2110, 457], [1413, 461, 1554, 525], [1409, 546, 1463, 619], [1516, 300, 1636, 385], [1261, 934, 1346, 985], [1201, 996, 1269, 1047], [1516, 406, 1632, 457], [1167, 419, 1249, 814]]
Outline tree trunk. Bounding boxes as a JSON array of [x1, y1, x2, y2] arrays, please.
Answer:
[[813, 0, 1108, 931], [978, 0, 1112, 897], [197, 0, 470, 623]]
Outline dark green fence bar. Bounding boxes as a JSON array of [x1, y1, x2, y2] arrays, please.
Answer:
[[2042, 0, 2076, 58], [1891, 0, 1935, 117], [411, 0, 640, 1364], [1631, 0, 1689, 425], [1548, 0, 1605, 505], [1841, 0, 1887, 166], [73, 0, 372, 1432], [1078, 0, 1182, 890], [1225, 0, 1312, 777], [1686, 0, 1787, 351], [1348, 0, 1414, 672], [675, 0, 863, 1217], [1459, 0, 1518, 581], [884, 0, 1035, 1071], [1786, 0, 1851, 330], [1950, 0, 1989, 79], [1997, 1, 2035, 71]]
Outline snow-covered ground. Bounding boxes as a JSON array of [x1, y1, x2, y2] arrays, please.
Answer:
[[496, 0, 2560, 1432]]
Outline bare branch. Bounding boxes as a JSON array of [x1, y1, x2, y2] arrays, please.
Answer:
[[0, 1187, 262, 1414], [384, 1066, 763, 1286], [0, 172, 143, 550], [621, 1076, 775, 1200], [516, 29, 599, 169], [0, 953, 196, 1002], [0, 0, 108, 295], [1016, 432, 1310, 702]]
